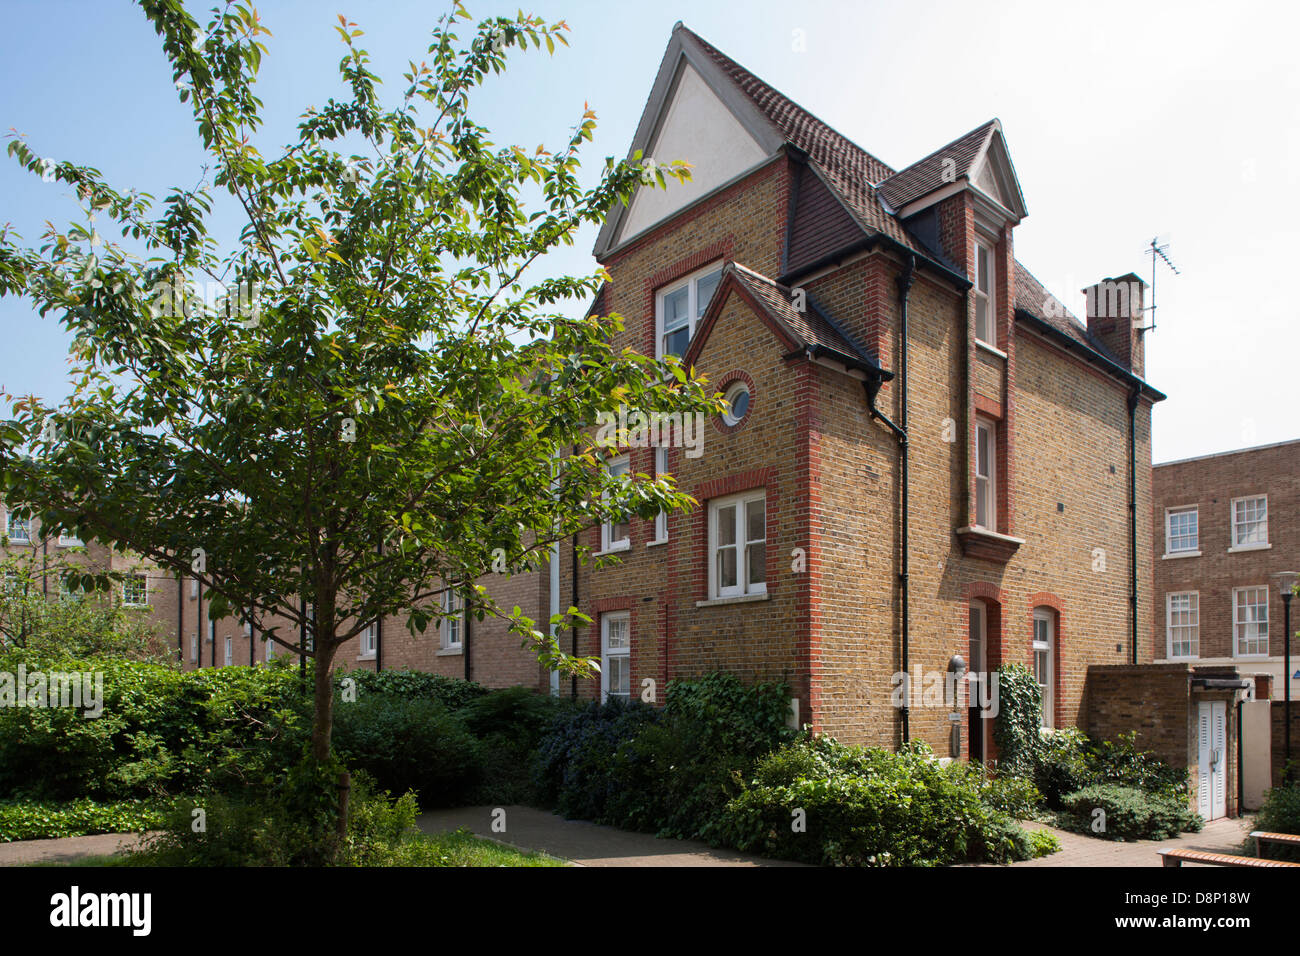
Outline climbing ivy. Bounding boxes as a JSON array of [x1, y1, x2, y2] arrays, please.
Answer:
[[992, 662, 1042, 778]]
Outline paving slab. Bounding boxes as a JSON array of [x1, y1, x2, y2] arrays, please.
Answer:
[[417, 805, 803, 866]]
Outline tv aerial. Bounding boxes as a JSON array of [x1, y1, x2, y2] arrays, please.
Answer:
[[1138, 236, 1179, 333]]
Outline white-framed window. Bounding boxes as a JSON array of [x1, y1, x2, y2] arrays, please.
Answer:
[[975, 418, 997, 530], [1233, 586, 1269, 657], [721, 380, 751, 427], [1165, 506, 1199, 554], [5, 512, 30, 544], [708, 490, 766, 599], [1166, 591, 1200, 659], [58, 531, 82, 547], [601, 610, 631, 702], [223, 636, 233, 666], [656, 263, 723, 359], [265, 635, 275, 662], [1230, 496, 1268, 549], [600, 454, 631, 553], [651, 446, 669, 545], [360, 622, 377, 659], [304, 605, 315, 652], [1032, 608, 1054, 728], [440, 589, 463, 650], [242, 617, 252, 637], [208, 618, 216, 647], [190, 579, 199, 599], [121, 574, 149, 607], [974, 240, 996, 345], [190, 632, 199, 663]]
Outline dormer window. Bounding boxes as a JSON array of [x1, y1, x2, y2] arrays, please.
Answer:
[[974, 241, 996, 345], [657, 264, 723, 359]]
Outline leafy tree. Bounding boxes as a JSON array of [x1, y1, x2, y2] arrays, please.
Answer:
[[0, 0, 718, 814]]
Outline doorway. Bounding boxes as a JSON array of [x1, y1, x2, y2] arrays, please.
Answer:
[[1197, 700, 1227, 820]]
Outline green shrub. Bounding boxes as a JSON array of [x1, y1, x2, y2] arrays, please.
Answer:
[[332, 694, 482, 807], [1059, 784, 1202, 841], [977, 770, 1045, 819], [1032, 728, 1092, 806], [341, 669, 486, 711], [0, 652, 311, 802], [1246, 782, 1300, 861], [715, 736, 1043, 866], [533, 673, 793, 840], [533, 695, 660, 821], [1087, 732, 1188, 799], [459, 687, 572, 804], [0, 797, 172, 842]]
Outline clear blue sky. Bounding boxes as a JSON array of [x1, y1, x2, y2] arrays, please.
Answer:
[[2, 0, 1297, 463]]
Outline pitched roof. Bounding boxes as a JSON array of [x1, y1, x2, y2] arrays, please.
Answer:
[[876, 120, 998, 211], [685, 262, 886, 379], [609, 23, 1140, 384], [1011, 261, 1111, 359]]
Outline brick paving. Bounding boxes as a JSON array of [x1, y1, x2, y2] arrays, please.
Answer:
[[1008, 816, 1254, 867]]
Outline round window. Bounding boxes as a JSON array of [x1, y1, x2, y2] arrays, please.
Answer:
[[722, 381, 751, 426]]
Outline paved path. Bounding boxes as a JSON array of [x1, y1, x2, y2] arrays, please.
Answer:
[[417, 805, 802, 867], [0, 831, 150, 866], [1007, 816, 1254, 867]]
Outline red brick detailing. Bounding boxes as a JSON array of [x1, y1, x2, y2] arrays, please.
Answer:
[[713, 368, 757, 435], [1028, 593, 1065, 729], [973, 393, 1004, 420]]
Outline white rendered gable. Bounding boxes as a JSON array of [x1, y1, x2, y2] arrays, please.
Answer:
[[616, 61, 766, 243]]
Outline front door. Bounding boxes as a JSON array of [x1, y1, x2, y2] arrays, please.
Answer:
[[1197, 701, 1227, 820]]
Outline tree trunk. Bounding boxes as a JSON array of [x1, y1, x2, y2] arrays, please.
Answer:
[[311, 638, 337, 763]]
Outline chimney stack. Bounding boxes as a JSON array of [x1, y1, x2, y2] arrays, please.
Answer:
[[1083, 273, 1146, 377]]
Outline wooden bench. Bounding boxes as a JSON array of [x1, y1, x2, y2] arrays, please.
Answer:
[[1250, 831, 1300, 860], [1159, 847, 1300, 868]]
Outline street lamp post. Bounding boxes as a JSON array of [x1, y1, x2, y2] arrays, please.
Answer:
[[1273, 571, 1298, 783]]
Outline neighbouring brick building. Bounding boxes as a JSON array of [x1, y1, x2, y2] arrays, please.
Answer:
[[0, 501, 179, 652], [1152, 438, 1299, 698], [169, 24, 1176, 773]]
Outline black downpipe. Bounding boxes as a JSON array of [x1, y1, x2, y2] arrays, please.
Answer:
[[866, 253, 915, 746], [299, 595, 307, 683], [248, 608, 254, 667], [176, 572, 183, 665], [463, 591, 471, 681], [195, 578, 202, 669], [1127, 387, 1140, 665], [375, 541, 383, 672]]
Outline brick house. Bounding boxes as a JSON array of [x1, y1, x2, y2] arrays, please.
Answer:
[[170, 23, 1171, 767], [550, 22, 1165, 760], [1152, 438, 1299, 696]]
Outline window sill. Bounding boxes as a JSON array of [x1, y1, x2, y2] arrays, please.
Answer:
[[1228, 543, 1271, 553], [696, 592, 769, 608], [1162, 550, 1201, 560], [595, 542, 631, 557], [436, 646, 463, 657], [357, 653, 376, 662], [955, 526, 1024, 564], [975, 339, 1008, 361], [646, 538, 668, 548]]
